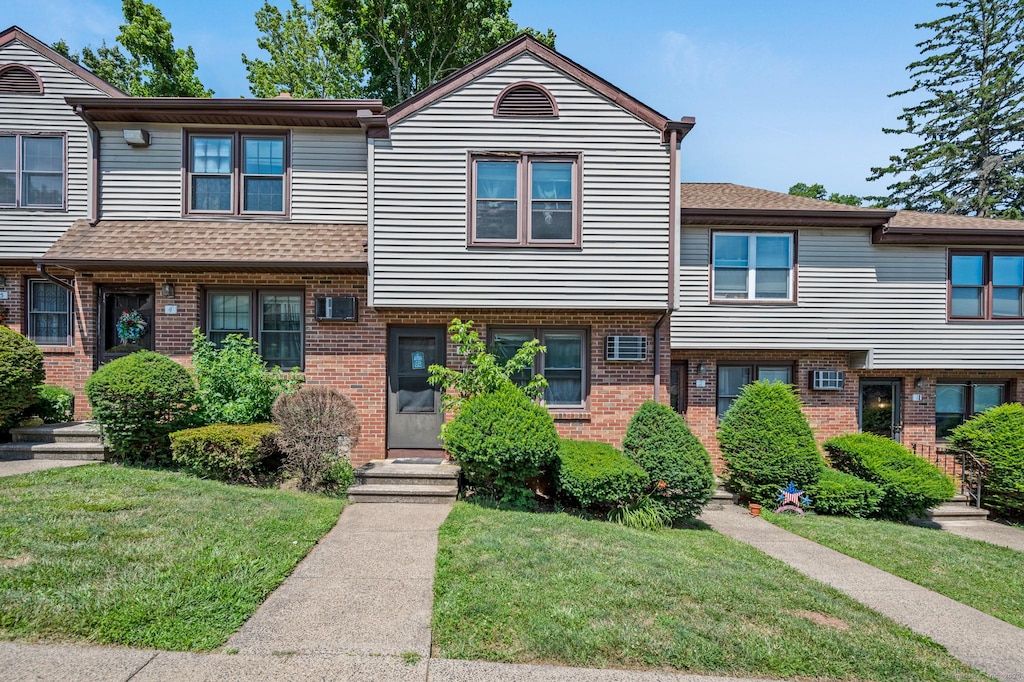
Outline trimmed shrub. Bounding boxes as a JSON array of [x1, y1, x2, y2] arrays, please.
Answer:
[[85, 351, 199, 464], [169, 423, 280, 484], [949, 403, 1024, 520], [191, 329, 303, 424], [622, 401, 715, 521], [808, 468, 884, 518], [442, 383, 560, 507], [272, 386, 360, 493], [556, 440, 647, 510], [718, 381, 823, 506], [825, 433, 955, 521], [25, 385, 75, 424], [0, 327, 44, 431]]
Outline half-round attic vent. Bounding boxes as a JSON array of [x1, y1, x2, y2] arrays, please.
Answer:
[[493, 81, 557, 118], [0, 64, 44, 95]]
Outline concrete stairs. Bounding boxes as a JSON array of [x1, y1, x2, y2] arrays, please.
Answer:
[[0, 422, 107, 461], [920, 494, 991, 523], [705, 485, 739, 511], [347, 460, 459, 503]]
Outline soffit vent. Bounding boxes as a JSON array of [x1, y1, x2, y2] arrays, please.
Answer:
[[494, 82, 557, 118], [606, 335, 647, 361], [0, 65, 43, 95]]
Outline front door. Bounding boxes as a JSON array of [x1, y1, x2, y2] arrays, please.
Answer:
[[387, 326, 445, 454], [98, 286, 155, 367], [860, 379, 903, 441]]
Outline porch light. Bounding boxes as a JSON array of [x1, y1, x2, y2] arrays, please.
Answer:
[[915, 377, 926, 389], [161, 282, 175, 298]]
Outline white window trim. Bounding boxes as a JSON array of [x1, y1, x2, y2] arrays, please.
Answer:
[[711, 231, 795, 302]]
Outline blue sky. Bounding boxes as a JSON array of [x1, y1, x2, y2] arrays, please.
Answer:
[[5, 0, 947, 198]]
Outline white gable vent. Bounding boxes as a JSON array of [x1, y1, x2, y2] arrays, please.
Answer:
[[0, 65, 43, 95], [314, 295, 357, 321], [606, 335, 647, 361], [811, 370, 845, 391]]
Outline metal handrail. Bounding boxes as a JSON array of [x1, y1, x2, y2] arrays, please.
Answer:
[[912, 443, 984, 509]]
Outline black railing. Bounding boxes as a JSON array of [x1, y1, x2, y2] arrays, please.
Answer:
[[912, 443, 984, 509]]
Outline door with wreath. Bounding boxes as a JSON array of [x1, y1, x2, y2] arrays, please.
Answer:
[[97, 286, 155, 367]]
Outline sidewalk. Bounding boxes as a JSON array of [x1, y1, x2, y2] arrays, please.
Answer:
[[700, 505, 1024, 682], [0, 459, 93, 478], [929, 517, 1024, 552]]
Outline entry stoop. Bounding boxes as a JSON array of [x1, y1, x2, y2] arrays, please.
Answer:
[[0, 422, 107, 461], [347, 460, 460, 503], [914, 495, 991, 525]]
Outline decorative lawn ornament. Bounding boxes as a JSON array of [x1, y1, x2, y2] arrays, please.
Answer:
[[775, 481, 810, 515], [116, 308, 148, 345]]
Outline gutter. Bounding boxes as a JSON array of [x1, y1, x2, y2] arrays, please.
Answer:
[[873, 224, 1024, 245], [74, 104, 101, 225]]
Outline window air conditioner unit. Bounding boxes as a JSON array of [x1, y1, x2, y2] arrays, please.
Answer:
[[811, 370, 845, 391], [606, 335, 647, 361], [314, 295, 358, 321]]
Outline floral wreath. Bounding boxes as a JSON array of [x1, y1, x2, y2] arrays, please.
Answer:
[[116, 308, 148, 344]]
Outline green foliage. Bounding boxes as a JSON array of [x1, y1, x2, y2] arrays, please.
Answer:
[[825, 433, 955, 521], [808, 468, 884, 518], [949, 403, 1024, 520], [621, 401, 715, 521], [556, 440, 647, 511], [25, 385, 75, 424], [0, 327, 45, 431], [53, 0, 212, 96], [243, 0, 362, 98], [718, 381, 823, 506], [428, 319, 546, 416], [788, 182, 863, 206], [442, 383, 559, 506], [329, 0, 555, 105], [867, 0, 1024, 218], [169, 423, 281, 484], [85, 351, 199, 464], [190, 329, 303, 425], [606, 494, 675, 530], [271, 386, 361, 493]]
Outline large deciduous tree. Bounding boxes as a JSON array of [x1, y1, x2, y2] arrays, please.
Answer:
[[868, 0, 1024, 218], [54, 0, 211, 97], [242, 0, 362, 99]]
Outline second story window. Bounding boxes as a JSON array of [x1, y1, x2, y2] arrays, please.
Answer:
[[950, 251, 1024, 320], [712, 232, 794, 302], [186, 132, 287, 216], [0, 133, 65, 209], [469, 152, 581, 246]]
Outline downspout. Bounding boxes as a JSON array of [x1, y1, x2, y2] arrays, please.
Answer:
[[74, 104, 101, 225], [36, 263, 74, 292], [653, 127, 680, 402]]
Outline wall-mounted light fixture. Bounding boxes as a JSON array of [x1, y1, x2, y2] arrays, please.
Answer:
[[160, 282, 175, 298], [0, 274, 6, 288], [123, 129, 150, 147], [915, 377, 926, 389], [696, 363, 707, 375]]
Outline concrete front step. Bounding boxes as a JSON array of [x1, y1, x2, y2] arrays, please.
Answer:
[[349, 460, 460, 503], [347, 483, 458, 504], [11, 422, 102, 444], [0, 442, 107, 461], [926, 503, 990, 521]]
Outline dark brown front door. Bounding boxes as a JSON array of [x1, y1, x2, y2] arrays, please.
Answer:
[[387, 326, 445, 453], [98, 286, 155, 367], [860, 379, 903, 442]]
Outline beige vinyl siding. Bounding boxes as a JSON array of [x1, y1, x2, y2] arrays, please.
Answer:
[[0, 40, 111, 259], [371, 52, 671, 308], [674, 225, 1024, 369], [98, 125, 367, 222]]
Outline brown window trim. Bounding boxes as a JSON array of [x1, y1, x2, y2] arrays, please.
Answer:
[[708, 229, 798, 304], [935, 379, 1010, 439], [947, 250, 1024, 321], [487, 325, 590, 410], [466, 150, 582, 248], [0, 130, 68, 211], [182, 129, 291, 219], [202, 287, 305, 369], [716, 361, 796, 415]]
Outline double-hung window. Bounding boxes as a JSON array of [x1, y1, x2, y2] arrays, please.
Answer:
[[936, 381, 1007, 438], [0, 133, 64, 208], [712, 232, 794, 301], [950, 251, 1024, 320], [491, 327, 587, 408], [187, 132, 287, 216], [27, 279, 72, 345], [717, 364, 792, 416], [470, 152, 580, 246], [206, 290, 303, 369]]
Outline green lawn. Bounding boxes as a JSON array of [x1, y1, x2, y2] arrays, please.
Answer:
[[0, 464, 343, 651], [433, 502, 989, 681], [764, 511, 1024, 629]]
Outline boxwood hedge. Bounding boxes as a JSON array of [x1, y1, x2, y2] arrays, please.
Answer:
[[949, 403, 1024, 521], [556, 439, 647, 511]]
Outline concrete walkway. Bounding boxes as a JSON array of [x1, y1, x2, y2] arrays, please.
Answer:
[[930, 518, 1024, 552], [700, 505, 1024, 681], [0, 459, 93, 478]]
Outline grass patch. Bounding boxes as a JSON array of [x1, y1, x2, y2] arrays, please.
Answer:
[[764, 511, 1024, 629], [0, 464, 343, 650], [433, 502, 988, 680]]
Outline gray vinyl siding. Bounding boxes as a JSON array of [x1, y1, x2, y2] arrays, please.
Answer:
[[674, 225, 1024, 369], [0, 40, 110, 259], [371, 52, 671, 308], [98, 125, 367, 222]]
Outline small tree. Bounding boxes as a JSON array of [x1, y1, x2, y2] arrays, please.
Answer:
[[718, 380, 823, 505], [0, 327, 45, 431]]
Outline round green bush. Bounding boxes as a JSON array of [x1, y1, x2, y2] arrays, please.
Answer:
[[0, 327, 44, 431], [556, 439, 647, 511], [622, 401, 715, 521], [825, 433, 954, 521], [85, 351, 199, 464], [169, 422, 280, 484], [25, 385, 75, 424], [718, 380, 823, 506], [442, 384, 559, 506], [949, 403, 1024, 521], [808, 468, 884, 518]]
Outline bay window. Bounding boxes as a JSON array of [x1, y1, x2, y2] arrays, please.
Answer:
[[712, 232, 794, 301]]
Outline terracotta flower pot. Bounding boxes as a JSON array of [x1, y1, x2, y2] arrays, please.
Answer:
[[749, 503, 762, 517]]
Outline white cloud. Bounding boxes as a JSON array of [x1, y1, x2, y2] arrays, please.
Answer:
[[656, 30, 801, 88]]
